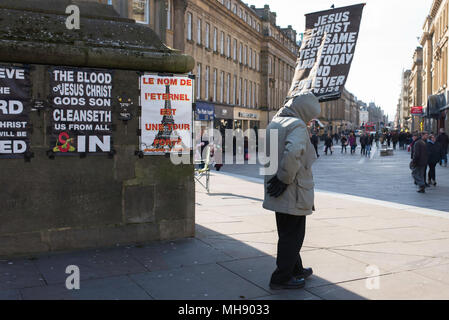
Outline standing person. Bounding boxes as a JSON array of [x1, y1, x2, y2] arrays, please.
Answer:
[[341, 135, 348, 154], [437, 128, 449, 167], [263, 92, 320, 290], [426, 134, 442, 186], [324, 133, 333, 155], [392, 132, 399, 150], [360, 132, 367, 156], [349, 132, 357, 155], [386, 132, 392, 147], [375, 132, 380, 148], [310, 132, 319, 158], [366, 133, 373, 157], [411, 132, 429, 193]]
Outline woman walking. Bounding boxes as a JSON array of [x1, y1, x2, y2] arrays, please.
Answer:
[[348, 132, 357, 155]]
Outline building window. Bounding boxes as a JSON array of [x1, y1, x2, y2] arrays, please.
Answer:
[[233, 75, 237, 104], [257, 23, 260, 32], [233, 39, 237, 60], [205, 23, 210, 48], [220, 32, 225, 55], [220, 71, 224, 103], [226, 73, 231, 104], [239, 77, 242, 105], [244, 79, 247, 107], [213, 69, 217, 101], [213, 27, 218, 51], [268, 57, 272, 74], [249, 48, 252, 68], [205, 66, 210, 100], [196, 63, 201, 99], [244, 45, 247, 65], [232, 4, 237, 14], [227, 35, 231, 57], [132, 0, 150, 24], [197, 19, 202, 44], [249, 82, 252, 108], [226, 0, 231, 10], [107, 0, 112, 5], [238, 8, 242, 18], [239, 43, 242, 63], [187, 12, 192, 40]]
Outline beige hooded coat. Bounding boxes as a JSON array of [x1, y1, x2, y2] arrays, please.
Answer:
[[262, 92, 321, 216]]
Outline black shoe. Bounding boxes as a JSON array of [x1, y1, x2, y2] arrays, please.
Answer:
[[294, 267, 313, 279], [425, 183, 431, 187], [417, 188, 425, 193], [269, 277, 306, 290]]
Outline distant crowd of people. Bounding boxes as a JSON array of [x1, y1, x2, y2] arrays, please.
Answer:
[[309, 128, 449, 194]]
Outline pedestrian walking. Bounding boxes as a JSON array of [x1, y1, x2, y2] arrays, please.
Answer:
[[426, 134, 442, 186], [310, 132, 319, 158], [437, 128, 449, 167], [411, 132, 429, 193], [341, 135, 348, 153], [263, 92, 319, 290], [324, 133, 333, 155], [366, 134, 373, 157], [392, 132, 399, 150], [349, 132, 357, 155], [360, 132, 368, 155]]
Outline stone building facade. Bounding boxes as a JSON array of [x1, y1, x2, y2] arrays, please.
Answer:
[[101, 0, 299, 130], [318, 87, 360, 134], [419, 0, 449, 133]]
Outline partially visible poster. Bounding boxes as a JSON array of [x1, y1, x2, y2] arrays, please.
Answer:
[[140, 75, 193, 154], [288, 3, 365, 101], [49, 67, 113, 155], [0, 65, 31, 158]]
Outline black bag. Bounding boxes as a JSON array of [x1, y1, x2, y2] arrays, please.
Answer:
[[409, 160, 416, 170]]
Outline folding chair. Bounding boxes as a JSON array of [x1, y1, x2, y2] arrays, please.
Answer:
[[194, 145, 211, 193]]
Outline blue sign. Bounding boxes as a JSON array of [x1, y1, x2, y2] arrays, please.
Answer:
[[195, 102, 214, 121]]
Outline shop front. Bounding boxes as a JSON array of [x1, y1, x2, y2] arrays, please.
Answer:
[[233, 107, 262, 132], [194, 101, 215, 133]]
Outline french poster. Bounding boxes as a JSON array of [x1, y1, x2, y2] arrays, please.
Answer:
[[140, 75, 193, 154], [0, 65, 31, 158], [288, 3, 365, 101], [49, 67, 113, 155]]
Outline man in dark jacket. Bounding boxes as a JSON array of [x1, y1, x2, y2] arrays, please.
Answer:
[[426, 134, 442, 186], [324, 134, 333, 155], [411, 132, 429, 193], [437, 128, 449, 167], [360, 132, 368, 155], [310, 132, 319, 158]]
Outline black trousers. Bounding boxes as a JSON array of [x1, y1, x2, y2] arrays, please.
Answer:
[[271, 213, 306, 284], [427, 163, 436, 182]]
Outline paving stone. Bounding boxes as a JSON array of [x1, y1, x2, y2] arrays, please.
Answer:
[[308, 271, 449, 300], [331, 248, 448, 273], [128, 238, 233, 271], [0, 259, 45, 290], [364, 227, 449, 242], [34, 247, 147, 285], [130, 263, 267, 300], [412, 261, 449, 285], [20, 275, 152, 300]]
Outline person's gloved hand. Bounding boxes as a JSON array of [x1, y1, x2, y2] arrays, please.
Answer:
[[267, 176, 288, 198]]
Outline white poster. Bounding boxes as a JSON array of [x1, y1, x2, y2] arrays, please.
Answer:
[[140, 75, 193, 154]]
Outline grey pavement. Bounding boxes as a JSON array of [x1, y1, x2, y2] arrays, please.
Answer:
[[2, 147, 449, 299], [220, 142, 449, 212]]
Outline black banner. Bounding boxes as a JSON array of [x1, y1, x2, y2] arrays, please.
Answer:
[[0, 65, 31, 158], [49, 67, 113, 155], [288, 3, 365, 101]]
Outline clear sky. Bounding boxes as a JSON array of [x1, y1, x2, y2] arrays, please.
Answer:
[[251, 0, 432, 120]]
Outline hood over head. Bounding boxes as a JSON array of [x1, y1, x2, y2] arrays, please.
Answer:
[[274, 92, 321, 123]]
